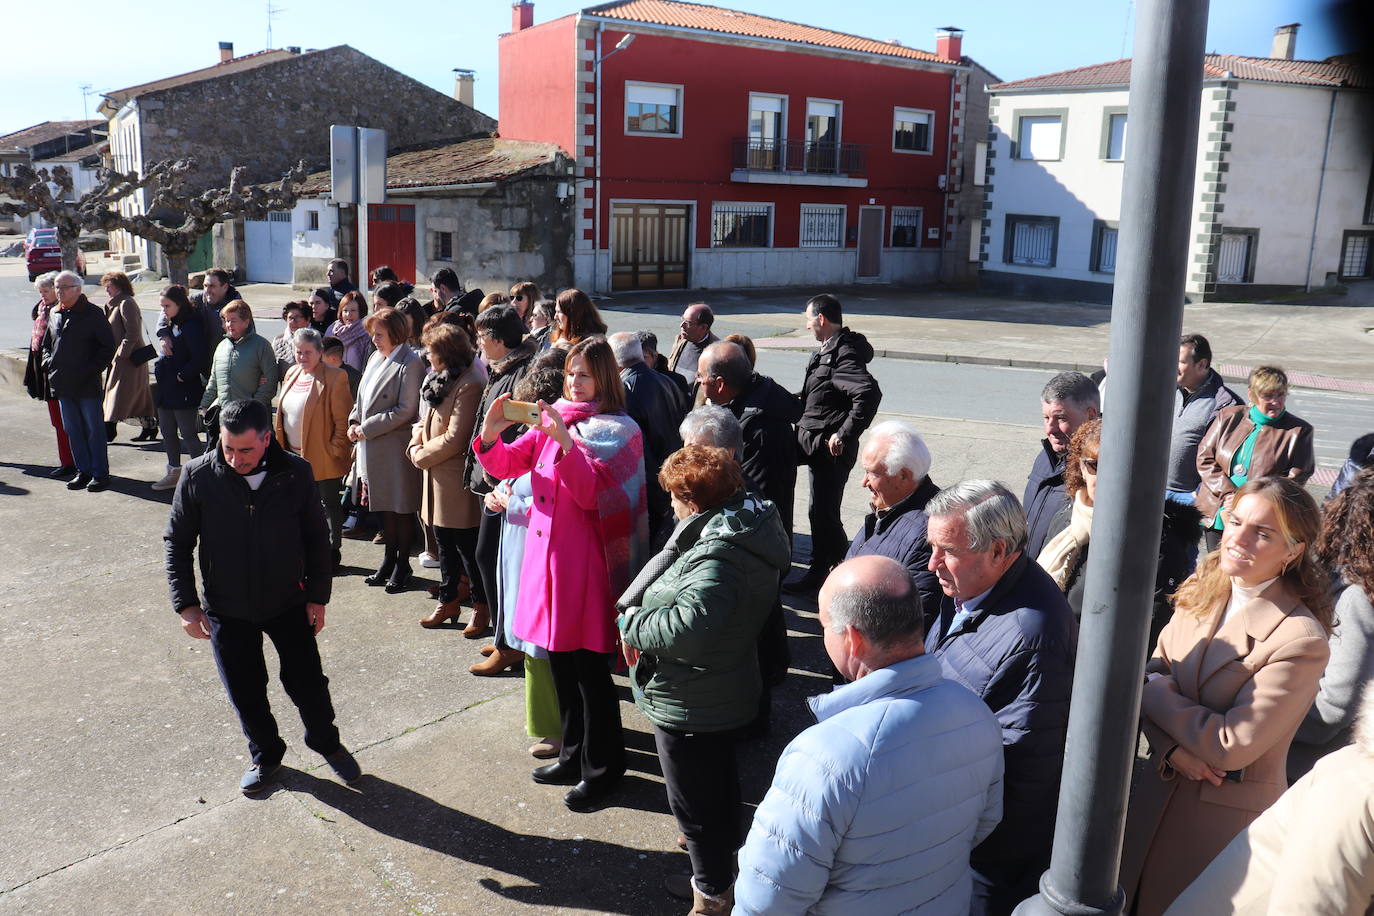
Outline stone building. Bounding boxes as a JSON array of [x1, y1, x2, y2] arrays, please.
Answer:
[[97, 43, 494, 274], [234, 135, 575, 294], [0, 120, 107, 233]]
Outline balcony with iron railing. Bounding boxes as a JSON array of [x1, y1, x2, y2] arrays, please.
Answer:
[[730, 137, 869, 187]]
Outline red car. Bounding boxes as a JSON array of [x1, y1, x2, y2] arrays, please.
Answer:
[[25, 228, 85, 282]]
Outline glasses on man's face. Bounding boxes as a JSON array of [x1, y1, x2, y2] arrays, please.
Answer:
[[56, 284, 79, 290]]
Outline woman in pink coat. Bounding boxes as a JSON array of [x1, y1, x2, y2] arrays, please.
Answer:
[[474, 336, 648, 813]]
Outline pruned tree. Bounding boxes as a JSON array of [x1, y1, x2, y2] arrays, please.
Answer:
[[0, 164, 155, 273], [89, 158, 309, 285]]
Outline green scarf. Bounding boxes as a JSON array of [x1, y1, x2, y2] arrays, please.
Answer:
[[1213, 404, 1283, 529]]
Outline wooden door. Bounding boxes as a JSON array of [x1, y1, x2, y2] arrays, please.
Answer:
[[611, 203, 690, 290], [857, 206, 883, 279]]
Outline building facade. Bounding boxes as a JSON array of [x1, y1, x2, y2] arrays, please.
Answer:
[[0, 120, 106, 233], [980, 30, 1372, 303], [499, 0, 994, 294]]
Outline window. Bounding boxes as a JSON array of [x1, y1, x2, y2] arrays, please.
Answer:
[[1003, 214, 1059, 267], [306, 210, 320, 231], [805, 99, 841, 173], [746, 94, 785, 170], [800, 204, 845, 248], [891, 207, 923, 247], [432, 230, 454, 261], [1364, 158, 1374, 225], [625, 82, 682, 136], [1091, 220, 1119, 273], [711, 202, 772, 248], [1014, 111, 1066, 160], [1340, 231, 1373, 280], [1216, 228, 1257, 283], [1103, 111, 1128, 161], [893, 107, 934, 153]]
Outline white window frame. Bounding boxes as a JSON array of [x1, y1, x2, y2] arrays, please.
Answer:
[[624, 81, 684, 138], [890, 207, 923, 247], [805, 97, 843, 145], [431, 230, 455, 262], [1003, 214, 1059, 268], [305, 210, 320, 231], [1103, 110, 1128, 161], [892, 106, 935, 155], [710, 201, 774, 249], [799, 203, 846, 249], [747, 93, 787, 140]]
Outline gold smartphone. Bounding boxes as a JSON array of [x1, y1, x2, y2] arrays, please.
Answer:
[[502, 399, 541, 425]]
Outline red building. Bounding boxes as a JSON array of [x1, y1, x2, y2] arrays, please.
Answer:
[[499, 0, 995, 293]]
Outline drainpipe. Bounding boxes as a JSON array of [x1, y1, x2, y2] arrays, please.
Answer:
[[593, 21, 603, 295], [943, 70, 957, 279], [1303, 88, 1337, 292], [1014, 0, 1210, 912]]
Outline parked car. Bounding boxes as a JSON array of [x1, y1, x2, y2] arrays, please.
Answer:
[[25, 229, 84, 281]]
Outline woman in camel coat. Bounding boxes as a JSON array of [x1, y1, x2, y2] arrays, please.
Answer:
[[101, 271, 155, 439], [407, 323, 486, 633], [1120, 476, 1332, 915]]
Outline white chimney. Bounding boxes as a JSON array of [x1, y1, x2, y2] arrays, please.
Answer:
[[453, 69, 475, 108], [1270, 23, 1299, 60]]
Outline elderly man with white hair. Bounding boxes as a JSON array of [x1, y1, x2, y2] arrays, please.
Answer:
[[47, 269, 116, 491], [844, 420, 943, 629], [611, 331, 684, 543]]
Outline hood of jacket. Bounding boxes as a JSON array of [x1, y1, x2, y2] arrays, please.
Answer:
[[830, 327, 875, 364], [684, 492, 792, 573]]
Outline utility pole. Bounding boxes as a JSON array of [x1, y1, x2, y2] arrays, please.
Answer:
[[1014, 0, 1211, 913]]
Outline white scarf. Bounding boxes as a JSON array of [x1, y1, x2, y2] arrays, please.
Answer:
[[1037, 491, 1094, 590]]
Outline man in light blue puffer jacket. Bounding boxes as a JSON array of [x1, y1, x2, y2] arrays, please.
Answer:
[[734, 555, 1004, 916]]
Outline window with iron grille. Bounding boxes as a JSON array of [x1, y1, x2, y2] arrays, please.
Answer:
[[1339, 231, 1372, 280], [1091, 220, 1118, 273], [1216, 228, 1257, 283], [891, 207, 922, 247], [306, 210, 320, 231], [893, 107, 934, 153], [799, 204, 845, 248], [1003, 214, 1059, 267], [711, 202, 771, 248], [432, 231, 454, 261]]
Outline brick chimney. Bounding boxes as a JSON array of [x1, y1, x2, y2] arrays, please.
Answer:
[[218, 41, 234, 64], [453, 69, 475, 108], [512, 1, 534, 32], [936, 27, 963, 62], [1270, 23, 1299, 60]]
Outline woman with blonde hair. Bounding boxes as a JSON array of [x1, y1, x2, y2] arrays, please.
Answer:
[[100, 270, 156, 442], [1196, 365, 1314, 553], [1120, 476, 1333, 915]]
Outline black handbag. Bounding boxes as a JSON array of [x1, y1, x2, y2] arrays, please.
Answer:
[[130, 343, 157, 366]]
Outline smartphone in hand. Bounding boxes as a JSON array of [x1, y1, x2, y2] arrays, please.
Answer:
[[502, 399, 541, 426]]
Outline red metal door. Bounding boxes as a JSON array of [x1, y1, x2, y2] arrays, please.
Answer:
[[366, 204, 417, 285]]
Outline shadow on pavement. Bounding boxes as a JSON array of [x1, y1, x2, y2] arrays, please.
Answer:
[[285, 769, 682, 914]]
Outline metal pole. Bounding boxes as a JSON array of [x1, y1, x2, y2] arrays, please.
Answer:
[[1014, 0, 1210, 913]]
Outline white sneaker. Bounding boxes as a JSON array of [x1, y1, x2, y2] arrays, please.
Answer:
[[419, 552, 441, 569], [151, 466, 181, 491]]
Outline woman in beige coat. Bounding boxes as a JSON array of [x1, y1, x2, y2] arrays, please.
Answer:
[[1120, 476, 1333, 915], [100, 271, 155, 441], [1166, 680, 1374, 916], [407, 323, 487, 633], [348, 307, 423, 592], [274, 327, 355, 566]]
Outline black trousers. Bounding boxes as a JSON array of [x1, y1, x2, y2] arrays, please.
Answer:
[[474, 508, 504, 645], [654, 725, 743, 897], [208, 606, 341, 767], [317, 478, 345, 560], [804, 440, 858, 571], [548, 649, 625, 783], [434, 524, 482, 605], [970, 854, 1049, 916]]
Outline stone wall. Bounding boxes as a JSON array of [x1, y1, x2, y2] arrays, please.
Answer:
[[137, 46, 495, 191]]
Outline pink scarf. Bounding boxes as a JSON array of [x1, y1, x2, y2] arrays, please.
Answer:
[[30, 298, 54, 351]]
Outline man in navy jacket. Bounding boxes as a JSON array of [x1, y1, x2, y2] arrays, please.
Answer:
[[1023, 371, 1099, 557], [165, 399, 361, 795], [925, 480, 1077, 916]]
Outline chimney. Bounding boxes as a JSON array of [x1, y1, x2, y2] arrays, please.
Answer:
[[218, 41, 234, 64], [936, 27, 963, 62], [453, 69, 475, 108], [1270, 23, 1299, 60], [512, 1, 534, 32], [287, 45, 301, 54]]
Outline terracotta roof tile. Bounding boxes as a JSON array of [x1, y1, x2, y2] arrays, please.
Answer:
[[583, 0, 954, 63], [298, 137, 564, 194], [0, 120, 105, 150], [991, 54, 1369, 91]]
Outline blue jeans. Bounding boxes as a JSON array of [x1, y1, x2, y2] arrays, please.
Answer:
[[58, 397, 108, 477]]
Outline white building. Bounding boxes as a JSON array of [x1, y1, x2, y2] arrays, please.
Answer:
[[980, 26, 1373, 302]]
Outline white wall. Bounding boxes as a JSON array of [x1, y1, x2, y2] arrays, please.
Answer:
[[291, 200, 339, 261], [688, 246, 940, 289]]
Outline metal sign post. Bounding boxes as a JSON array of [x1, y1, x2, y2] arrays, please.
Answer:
[[329, 125, 387, 294]]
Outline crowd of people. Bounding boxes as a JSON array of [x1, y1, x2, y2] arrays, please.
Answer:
[[22, 262, 1374, 915]]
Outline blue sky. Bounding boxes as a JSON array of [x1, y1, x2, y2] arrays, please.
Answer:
[[0, 0, 1351, 135]]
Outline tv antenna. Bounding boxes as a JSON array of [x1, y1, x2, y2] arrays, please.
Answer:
[[267, 0, 286, 49]]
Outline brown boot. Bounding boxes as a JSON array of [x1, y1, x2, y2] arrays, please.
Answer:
[[480, 644, 497, 657], [690, 879, 732, 915], [463, 602, 491, 639], [468, 647, 524, 676], [420, 601, 463, 629]]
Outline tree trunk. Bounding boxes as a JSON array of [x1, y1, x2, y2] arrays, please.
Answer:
[[59, 234, 81, 274], [166, 253, 190, 287]]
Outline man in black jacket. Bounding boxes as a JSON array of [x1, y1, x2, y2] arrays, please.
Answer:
[[188, 268, 235, 375], [165, 399, 361, 795], [698, 340, 802, 534], [1023, 371, 1099, 558], [48, 270, 116, 492], [612, 332, 685, 544], [787, 294, 881, 592]]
